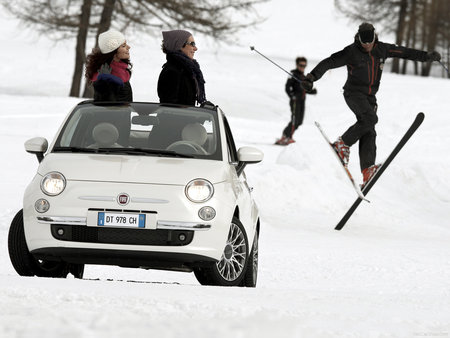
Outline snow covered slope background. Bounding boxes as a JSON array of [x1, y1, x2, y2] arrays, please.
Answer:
[[1, 0, 450, 337]]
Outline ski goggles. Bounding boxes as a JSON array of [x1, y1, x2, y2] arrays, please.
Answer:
[[358, 30, 375, 45]]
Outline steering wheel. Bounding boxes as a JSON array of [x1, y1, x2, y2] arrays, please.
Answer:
[[166, 141, 207, 155]]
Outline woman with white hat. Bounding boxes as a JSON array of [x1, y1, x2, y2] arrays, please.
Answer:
[[85, 29, 133, 101], [157, 30, 206, 106]]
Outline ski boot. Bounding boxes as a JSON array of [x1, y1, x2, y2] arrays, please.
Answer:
[[275, 135, 288, 145], [332, 137, 350, 166], [361, 164, 382, 188]]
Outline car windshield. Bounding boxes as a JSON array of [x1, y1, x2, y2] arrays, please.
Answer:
[[53, 102, 222, 160]]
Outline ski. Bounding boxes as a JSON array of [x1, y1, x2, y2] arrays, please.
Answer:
[[315, 121, 369, 202], [335, 112, 425, 230]]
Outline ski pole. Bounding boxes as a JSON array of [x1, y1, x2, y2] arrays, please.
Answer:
[[438, 61, 450, 76], [250, 46, 303, 84]]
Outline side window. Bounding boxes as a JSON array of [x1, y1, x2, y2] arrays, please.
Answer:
[[222, 116, 238, 163]]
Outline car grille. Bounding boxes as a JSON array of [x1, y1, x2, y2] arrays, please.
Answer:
[[50, 224, 193, 246]]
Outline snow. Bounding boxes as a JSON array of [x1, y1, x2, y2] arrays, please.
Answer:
[[1, 0, 450, 337]]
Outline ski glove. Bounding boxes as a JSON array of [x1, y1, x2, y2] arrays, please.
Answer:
[[426, 51, 441, 62], [301, 73, 315, 92], [98, 63, 112, 74]]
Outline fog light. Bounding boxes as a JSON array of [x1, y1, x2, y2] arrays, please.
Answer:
[[178, 233, 186, 241], [57, 228, 64, 236], [35, 199, 50, 213], [198, 206, 216, 221]]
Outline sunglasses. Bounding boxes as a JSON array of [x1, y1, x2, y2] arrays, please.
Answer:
[[297, 63, 307, 68], [358, 32, 375, 45], [184, 41, 196, 47]]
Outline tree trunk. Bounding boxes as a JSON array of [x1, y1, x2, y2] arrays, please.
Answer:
[[82, 0, 116, 98], [69, 0, 93, 97], [422, 0, 443, 76], [402, 0, 417, 74], [391, 0, 408, 73]]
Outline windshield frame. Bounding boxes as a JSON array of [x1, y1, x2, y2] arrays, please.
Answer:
[[52, 102, 223, 161]]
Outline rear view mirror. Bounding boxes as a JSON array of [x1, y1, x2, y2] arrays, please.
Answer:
[[236, 146, 264, 176], [25, 137, 48, 163], [132, 115, 159, 126], [237, 146, 264, 163]]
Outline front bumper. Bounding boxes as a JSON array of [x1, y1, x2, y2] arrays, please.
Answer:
[[23, 177, 237, 264]]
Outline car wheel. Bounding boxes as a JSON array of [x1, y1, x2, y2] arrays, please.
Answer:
[[194, 217, 249, 287], [8, 209, 69, 278], [8, 209, 37, 276], [69, 263, 85, 279], [242, 229, 258, 287]]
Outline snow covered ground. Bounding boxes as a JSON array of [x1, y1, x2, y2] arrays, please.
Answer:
[[1, 0, 450, 337]]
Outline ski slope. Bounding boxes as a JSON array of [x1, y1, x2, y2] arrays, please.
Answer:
[[1, 1, 450, 337]]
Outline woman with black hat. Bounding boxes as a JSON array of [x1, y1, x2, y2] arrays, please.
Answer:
[[157, 30, 206, 106], [301, 22, 441, 186]]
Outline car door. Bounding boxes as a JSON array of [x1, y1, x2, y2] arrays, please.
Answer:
[[222, 115, 254, 231]]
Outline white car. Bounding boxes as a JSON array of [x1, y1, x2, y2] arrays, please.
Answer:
[[8, 101, 263, 287]]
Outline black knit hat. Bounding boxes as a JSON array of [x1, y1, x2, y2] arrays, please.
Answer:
[[162, 30, 192, 52], [358, 22, 375, 44]]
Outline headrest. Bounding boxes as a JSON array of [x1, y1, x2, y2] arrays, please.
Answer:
[[92, 122, 119, 147], [181, 123, 207, 146]]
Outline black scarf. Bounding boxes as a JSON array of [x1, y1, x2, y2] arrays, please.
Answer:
[[167, 51, 206, 104]]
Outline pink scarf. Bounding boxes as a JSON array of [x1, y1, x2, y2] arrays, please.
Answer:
[[92, 61, 131, 83]]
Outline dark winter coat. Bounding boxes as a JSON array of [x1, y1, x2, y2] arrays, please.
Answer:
[[93, 80, 133, 102], [285, 69, 307, 100], [310, 37, 428, 96], [157, 52, 206, 106], [92, 61, 133, 102]]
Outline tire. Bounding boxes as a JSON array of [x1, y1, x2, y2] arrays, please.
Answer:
[[8, 209, 36, 276], [8, 209, 69, 278], [242, 229, 258, 287], [194, 217, 249, 287], [69, 264, 85, 279]]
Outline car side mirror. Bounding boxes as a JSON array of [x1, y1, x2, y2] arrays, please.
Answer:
[[25, 137, 48, 163], [236, 146, 264, 176]]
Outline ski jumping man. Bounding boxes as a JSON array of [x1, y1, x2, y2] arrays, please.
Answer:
[[301, 22, 441, 186], [275, 57, 317, 145]]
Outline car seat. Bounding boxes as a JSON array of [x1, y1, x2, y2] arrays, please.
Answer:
[[88, 122, 121, 148]]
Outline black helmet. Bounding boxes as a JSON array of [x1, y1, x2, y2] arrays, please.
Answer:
[[358, 22, 375, 44]]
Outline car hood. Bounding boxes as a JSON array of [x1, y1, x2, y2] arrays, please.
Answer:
[[38, 153, 229, 185]]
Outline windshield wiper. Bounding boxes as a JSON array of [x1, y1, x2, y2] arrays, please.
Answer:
[[116, 148, 194, 158], [52, 146, 194, 158], [53, 146, 98, 153]]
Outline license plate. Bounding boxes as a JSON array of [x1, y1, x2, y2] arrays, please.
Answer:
[[97, 212, 146, 228]]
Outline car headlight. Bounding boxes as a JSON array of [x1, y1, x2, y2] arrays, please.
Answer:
[[185, 179, 214, 203], [40, 172, 66, 196]]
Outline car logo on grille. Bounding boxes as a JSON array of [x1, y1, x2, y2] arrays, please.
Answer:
[[117, 193, 130, 206]]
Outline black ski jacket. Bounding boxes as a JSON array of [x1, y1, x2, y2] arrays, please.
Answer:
[[285, 69, 307, 100], [285, 69, 317, 101], [158, 53, 197, 106], [310, 37, 428, 96]]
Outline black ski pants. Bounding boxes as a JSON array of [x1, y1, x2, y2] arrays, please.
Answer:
[[283, 98, 305, 138], [341, 92, 378, 171]]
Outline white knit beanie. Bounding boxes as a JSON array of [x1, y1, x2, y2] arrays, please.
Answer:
[[98, 30, 126, 54]]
